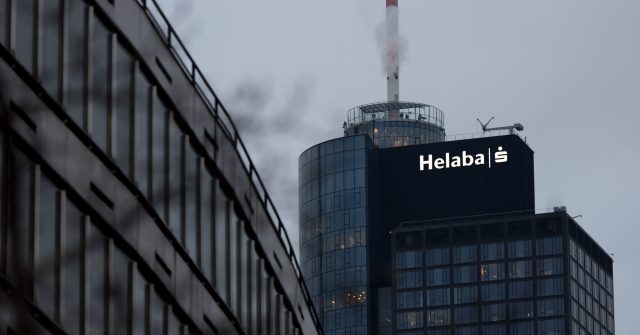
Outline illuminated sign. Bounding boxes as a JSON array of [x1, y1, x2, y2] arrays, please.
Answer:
[[419, 146, 508, 171]]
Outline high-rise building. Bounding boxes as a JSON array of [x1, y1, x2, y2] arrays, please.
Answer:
[[0, 0, 322, 334], [298, 103, 614, 335]]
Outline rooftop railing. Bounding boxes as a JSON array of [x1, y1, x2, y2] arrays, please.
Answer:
[[345, 101, 445, 130], [135, 0, 323, 331]]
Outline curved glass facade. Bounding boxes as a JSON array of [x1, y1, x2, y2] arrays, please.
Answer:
[[0, 0, 321, 334], [346, 120, 445, 148], [300, 135, 369, 335]]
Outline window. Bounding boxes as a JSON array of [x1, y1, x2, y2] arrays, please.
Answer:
[[91, 17, 111, 151], [538, 298, 564, 317], [453, 286, 477, 304], [0, 0, 5, 46], [509, 260, 532, 279], [455, 326, 479, 335], [184, 142, 198, 261], [483, 324, 505, 335], [453, 245, 476, 264], [538, 318, 564, 335], [509, 301, 534, 319], [397, 290, 423, 309], [537, 237, 563, 256], [481, 243, 504, 261], [538, 277, 563, 296], [152, 93, 167, 222], [396, 250, 422, 269], [482, 303, 505, 322], [35, 175, 58, 319], [538, 257, 563, 276], [201, 176, 214, 283], [0, 133, 3, 272], [454, 306, 477, 325], [111, 248, 131, 334], [426, 308, 450, 327], [168, 117, 183, 237], [62, 201, 82, 334], [135, 67, 152, 198], [42, 0, 61, 100], [397, 270, 422, 289], [426, 288, 449, 307], [66, 0, 86, 127], [510, 322, 534, 335], [397, 311, 423, 329], [132, 268, 147, 335], [481, 283, 505, 302], [115, 42, 134, 176], [214, 185, 229, 303], [87, 223, 107, 333], [509, 280, 533, 299], [16, 0, 35, 73], [426, 268, 449, 286], [480, 263, 504, 281], [426, 248, 449, 266], [8, 149, 33, 283], [454, 265, 477, 284], [508, 240, 532, 258]]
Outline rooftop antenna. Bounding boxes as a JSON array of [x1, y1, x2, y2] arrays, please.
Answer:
[[477, 117, 524, 135]]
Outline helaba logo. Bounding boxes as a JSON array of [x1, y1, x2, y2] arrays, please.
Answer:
[[419, 147, 508, 171]]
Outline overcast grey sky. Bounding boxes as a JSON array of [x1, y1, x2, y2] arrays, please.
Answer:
[[157, 1, 639, 333]]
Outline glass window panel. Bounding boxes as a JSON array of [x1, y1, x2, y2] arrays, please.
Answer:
[[481, 243, 504, 261], [454, 306, 477, 325], [0, 133, 3, 272], [426, 288, 449, 307], [397, 311, 423, 329], [152, 94, 167, 222], [537, 237, 563, 256], [453, 245, 476, 264], [135, 68, 151, 198], [132, 268, 147, 335], [185, 142, 198, 260], [508, 240, 532, 258], [453, 265, 476, 284], [16, 0, 34, 73], [215, 187, 229, 302], [537, 277, 564, 297], [483, 324, 506, 335], [509, 260, 532, 279], [62, 201, 82, 333], [36, 175, 58, 318], [201, 176, 214, 282], [455, 326, 479, 335], [66, 0, 86, 127], [397, 270, 422, 289], [480, 263, 504, 281], [150, 290, 165, 334], [509, 301, 534, 319], [537, 318, 564, 335], [109, 249, 130, 333], [0, 0, 5, 46], [426, 267, 449, 286], [510, 322, 534, 335], [509, 280, 533, 299], [87, 223, 106, 333], [8, 149, 33, 284], [168, 118, 183, 237], [115, 42, 133, 176], [482, 303, 505, 322], [42, 0, 61, 100], [537, 257, 563, 276], [538, 297, 564, 317], [426, 248, 449, 266], [426, 308, 450, 327], [481, 283, 505, 302], [396, 250, 422, 269], [397, 290, 423, 309], [453, 286, 477, 305], [91, 17, 110, 151]]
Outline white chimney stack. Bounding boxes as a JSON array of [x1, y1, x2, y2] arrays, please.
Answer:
[[386, 0, 399, 102]]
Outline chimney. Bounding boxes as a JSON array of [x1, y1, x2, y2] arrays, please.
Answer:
[[386, 0, 399, 102]]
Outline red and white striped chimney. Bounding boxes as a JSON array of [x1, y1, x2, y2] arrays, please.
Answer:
[[386, 0, 399, 101]]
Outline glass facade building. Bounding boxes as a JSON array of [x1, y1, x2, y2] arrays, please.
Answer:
[[0, 0, 322, 334], [300, 98, 614, 335], [391, 211, 614, 335]]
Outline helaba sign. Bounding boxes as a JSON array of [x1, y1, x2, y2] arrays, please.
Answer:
[[419, 146, 508, 171]]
